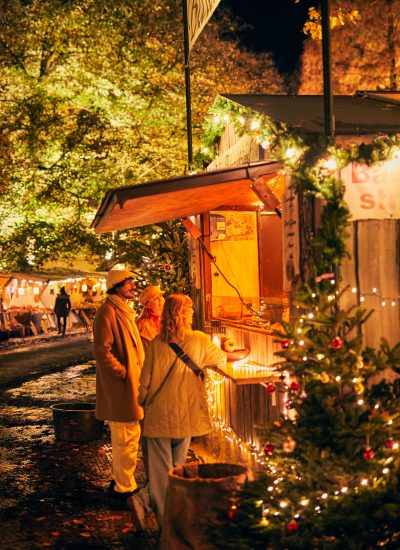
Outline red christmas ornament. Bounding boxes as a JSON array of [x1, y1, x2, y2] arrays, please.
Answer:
[[263, 443, 274, 456], [281, 339, 290, 350], [289, 381, 300, 391], [330, 337, 343, 350], [385, 438, 395, 449], [363, 448, 375, 461], [287, 520, 299, 533], [266, 383, 276, 393]]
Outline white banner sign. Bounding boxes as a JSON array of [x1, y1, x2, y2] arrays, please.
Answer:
[[341, 159, 400, 220], [187, 0, 221, 52]]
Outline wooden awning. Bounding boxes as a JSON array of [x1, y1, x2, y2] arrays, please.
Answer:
[[91, 161, 282, 234]]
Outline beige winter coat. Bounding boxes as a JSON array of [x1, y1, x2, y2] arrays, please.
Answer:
[[138, 330, 226, 438], [93, 300, 144, 422]]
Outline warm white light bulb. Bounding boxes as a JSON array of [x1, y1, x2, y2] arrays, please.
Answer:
[[324, 158, 337, 171]]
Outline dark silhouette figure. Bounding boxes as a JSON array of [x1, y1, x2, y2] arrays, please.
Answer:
[[54, 287, 71, 336]]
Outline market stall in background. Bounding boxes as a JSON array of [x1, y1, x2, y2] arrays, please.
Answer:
[[0, 271, 106, 341]]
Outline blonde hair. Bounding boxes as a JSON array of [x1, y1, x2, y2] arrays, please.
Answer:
[[160, 294, 193, 343]]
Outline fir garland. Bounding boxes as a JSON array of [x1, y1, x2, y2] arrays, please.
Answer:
[[195, 95, 400, 275]]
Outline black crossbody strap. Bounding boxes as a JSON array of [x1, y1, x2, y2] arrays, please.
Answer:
[[168, 342, 204, 379]]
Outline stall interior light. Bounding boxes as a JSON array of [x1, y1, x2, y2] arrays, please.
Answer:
[[33, 287, 40, 295]]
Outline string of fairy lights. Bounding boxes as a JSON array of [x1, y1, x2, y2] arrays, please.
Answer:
[[205, 331, 399, 528]]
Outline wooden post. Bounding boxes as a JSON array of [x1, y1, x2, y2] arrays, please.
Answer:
[[321, 0, 335, 142]]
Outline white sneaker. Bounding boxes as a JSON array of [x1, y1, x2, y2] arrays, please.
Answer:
[[127, 495, 146, 531]]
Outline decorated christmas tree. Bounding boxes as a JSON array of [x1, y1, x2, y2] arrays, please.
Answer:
[[208, 281, 400, 548]]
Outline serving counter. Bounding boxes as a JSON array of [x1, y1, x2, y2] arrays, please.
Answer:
[[207, 320, 285, 447]]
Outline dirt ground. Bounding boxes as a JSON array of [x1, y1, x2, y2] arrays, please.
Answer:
[[0, 361, 160, 550]]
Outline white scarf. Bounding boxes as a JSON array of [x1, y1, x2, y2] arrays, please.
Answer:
[[106, 295, 145, 367]]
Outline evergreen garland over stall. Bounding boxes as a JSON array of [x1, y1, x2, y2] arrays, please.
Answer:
[[199, 97, 400, 549]]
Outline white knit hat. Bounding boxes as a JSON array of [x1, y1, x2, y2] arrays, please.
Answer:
[[106, 269, 135, 290]]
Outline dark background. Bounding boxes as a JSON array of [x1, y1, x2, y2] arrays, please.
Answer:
[[222, 0, 319, 73]]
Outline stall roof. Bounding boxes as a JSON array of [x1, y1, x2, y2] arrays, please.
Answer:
[[92, 160, 281, 234], [0, 271, 106, 283], [221, 93, 400, 135]]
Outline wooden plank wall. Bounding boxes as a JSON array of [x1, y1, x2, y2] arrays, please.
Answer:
[[342, 219, 400, 382], [214, 326, 285, 445]]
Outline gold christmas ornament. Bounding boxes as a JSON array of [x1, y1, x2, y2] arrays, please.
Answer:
[[283, 437, 296, 453], [320, 371, 330, 383], [354, 382, 365, 395]]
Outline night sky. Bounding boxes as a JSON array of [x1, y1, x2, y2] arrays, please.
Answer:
[[222, 0, 319, 74]]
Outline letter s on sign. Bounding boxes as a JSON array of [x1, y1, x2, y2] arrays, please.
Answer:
[[360, 194, 375, 209]]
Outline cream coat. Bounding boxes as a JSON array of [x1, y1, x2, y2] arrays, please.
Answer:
[[93, 300, 144, 422], [138, 330, 226, 438]]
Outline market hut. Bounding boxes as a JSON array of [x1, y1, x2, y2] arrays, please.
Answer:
[[0, 271, 107, 338], [91, 92, 400, 448]]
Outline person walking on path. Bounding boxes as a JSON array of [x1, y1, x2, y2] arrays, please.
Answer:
[[136, 285, 165, 353], [93, 269, 145, 509], [129, 294, 226, 530], [54, 286, 71, 336]]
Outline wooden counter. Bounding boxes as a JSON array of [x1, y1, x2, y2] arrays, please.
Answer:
[[212, 361, 279, 385]]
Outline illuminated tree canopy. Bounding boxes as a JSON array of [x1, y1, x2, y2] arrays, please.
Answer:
[[0, 0, 284, 272], [299, 0, 400, 94]]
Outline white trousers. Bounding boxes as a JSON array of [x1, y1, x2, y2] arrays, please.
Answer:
[[136, 437, 191, 527], [108, 420, 141, 493]]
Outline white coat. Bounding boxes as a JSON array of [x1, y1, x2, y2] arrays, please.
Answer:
[[138, 330, 226, 438]]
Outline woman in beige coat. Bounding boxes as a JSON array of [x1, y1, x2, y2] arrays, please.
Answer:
[[129, 294, 226, 530]]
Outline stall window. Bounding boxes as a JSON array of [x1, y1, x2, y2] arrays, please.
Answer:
[[210, 209, 283, 327]]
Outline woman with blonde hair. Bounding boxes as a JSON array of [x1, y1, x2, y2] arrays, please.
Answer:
[[136, 285, 165, 352], [128, 294, 226, 530]]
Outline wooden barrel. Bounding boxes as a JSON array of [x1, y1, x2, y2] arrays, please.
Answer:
[[51, 402, 104, 442]]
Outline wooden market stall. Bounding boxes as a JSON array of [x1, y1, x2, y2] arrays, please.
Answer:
[[0, 271, 107, 340], [91, 92, 400, 447]]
